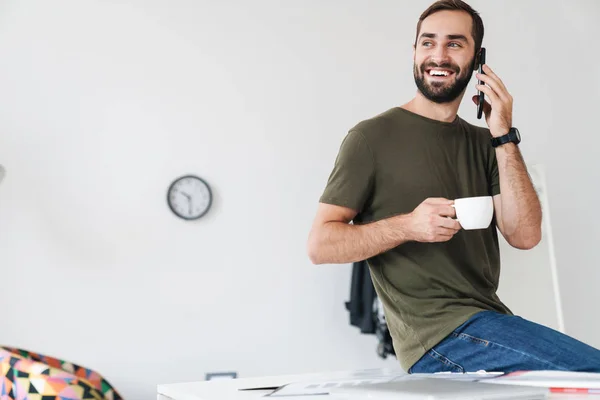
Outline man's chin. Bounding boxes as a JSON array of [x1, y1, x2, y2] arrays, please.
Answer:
[[422, 87, 456, 101], [415, 75, 470, 104], [421, 88, 462, 104], [428, 82, 451, 90]]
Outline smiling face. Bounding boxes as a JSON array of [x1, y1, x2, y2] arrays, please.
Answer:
[[413, 10, 477, 104]]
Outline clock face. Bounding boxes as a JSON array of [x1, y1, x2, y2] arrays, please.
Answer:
[[167, 175, 212, 220]]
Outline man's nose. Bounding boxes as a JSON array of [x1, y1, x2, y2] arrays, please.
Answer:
[[431, 45, 450, 63]]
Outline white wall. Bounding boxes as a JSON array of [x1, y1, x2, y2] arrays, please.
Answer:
[[0, 1, 598, 398]]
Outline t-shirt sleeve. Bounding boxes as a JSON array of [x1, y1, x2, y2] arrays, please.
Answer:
[[319, 129, 375, 212]]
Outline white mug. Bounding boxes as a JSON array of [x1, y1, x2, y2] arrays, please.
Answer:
[[452, 196, 493, 230]]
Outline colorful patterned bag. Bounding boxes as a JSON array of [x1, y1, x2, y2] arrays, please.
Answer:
[[0, 347, 123, 400]]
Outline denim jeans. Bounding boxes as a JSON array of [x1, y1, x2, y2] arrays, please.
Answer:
[[408, 310, 600, 374]]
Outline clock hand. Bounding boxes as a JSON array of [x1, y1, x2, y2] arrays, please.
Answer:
[[180, 192, 193, 215]]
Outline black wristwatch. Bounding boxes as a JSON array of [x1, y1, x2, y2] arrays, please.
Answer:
[[491, 127, 521, 148]]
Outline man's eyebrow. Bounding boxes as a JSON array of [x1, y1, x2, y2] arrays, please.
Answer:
[[419, 33, 437, 40], [447, 34, 468, 42], [418, 33, 469, 42]]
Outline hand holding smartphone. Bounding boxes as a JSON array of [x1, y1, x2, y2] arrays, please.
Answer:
[[477, 47, 486, 119]]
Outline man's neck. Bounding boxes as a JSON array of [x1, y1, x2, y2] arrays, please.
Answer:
[[401, 92, 463, 123]]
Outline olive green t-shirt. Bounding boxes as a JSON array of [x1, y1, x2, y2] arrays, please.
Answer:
[[319, 107, 513, 371]]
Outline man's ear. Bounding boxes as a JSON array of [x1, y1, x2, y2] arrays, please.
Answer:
[[412, 44, 416, 59]]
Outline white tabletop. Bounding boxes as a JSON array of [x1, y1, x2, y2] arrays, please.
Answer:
[[157, 368, 404, 400], [157, 368, 597, 400]]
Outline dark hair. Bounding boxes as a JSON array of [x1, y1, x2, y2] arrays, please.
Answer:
[[415, 0, 484, 56]]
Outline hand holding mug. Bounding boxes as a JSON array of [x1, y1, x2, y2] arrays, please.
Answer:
[[407, 198, 462, 243]]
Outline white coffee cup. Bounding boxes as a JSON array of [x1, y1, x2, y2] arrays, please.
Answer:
[[452, 196, 493, 230]]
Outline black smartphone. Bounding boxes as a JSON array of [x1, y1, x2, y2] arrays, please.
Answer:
[[477, 47, 486, 119]]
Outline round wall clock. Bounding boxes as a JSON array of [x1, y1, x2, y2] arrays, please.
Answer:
[[167, 175, 212, 220]]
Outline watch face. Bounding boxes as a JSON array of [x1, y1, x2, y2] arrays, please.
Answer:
[[513, 128, 521, 143], [167, 175, 212, 220]]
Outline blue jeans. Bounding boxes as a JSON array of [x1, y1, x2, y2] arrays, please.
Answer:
[[408, 310, 600, 373]]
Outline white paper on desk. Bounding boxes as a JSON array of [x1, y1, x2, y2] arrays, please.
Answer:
[[409, 372, 504, 382], [266, 376, 402, 397], [266, 371, 503, 397], [482, 370, 600, 388]]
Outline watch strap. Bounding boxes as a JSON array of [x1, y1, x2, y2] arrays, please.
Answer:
[[491, 135, 510, 147], [491, 128, 520, 148]]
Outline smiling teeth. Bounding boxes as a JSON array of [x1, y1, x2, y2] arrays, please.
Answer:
[[430, 70, 449, 76]]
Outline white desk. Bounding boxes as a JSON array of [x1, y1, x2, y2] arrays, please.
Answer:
[[157, 368, 597, 400]]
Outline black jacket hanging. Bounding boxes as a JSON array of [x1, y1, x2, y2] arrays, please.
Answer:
[[345, 259, 376, 334], [345, 259, 396, 359]]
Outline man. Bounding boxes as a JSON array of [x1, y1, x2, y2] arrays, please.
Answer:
[[307, 0, 600, 373]]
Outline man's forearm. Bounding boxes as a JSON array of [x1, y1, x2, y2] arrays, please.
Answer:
[[308, 215, 411, 265], [496, 143, 542, 248]]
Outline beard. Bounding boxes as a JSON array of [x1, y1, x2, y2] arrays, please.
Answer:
[[414, 57, 475, 104]]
